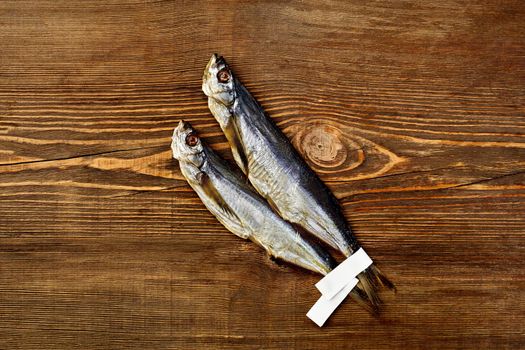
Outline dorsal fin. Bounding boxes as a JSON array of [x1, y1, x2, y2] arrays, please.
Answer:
[[223, 119, 249, 176], [196, 171, 248, 239], [197, 171, 237, 219]]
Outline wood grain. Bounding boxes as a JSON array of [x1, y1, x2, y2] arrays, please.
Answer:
[[0, 1, 524, 349]]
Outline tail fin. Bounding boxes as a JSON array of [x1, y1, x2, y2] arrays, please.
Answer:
[[356, 265, 395, 311], [349, 285, 380, 316], [369, 264, 396, 291]]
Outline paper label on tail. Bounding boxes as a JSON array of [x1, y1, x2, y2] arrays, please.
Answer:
[[307, 278, 358, 327], [315, 248, 373, 299]]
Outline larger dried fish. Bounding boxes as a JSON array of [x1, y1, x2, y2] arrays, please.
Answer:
[[202, 54, 394, 308]]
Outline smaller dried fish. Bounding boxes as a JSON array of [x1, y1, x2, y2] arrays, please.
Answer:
[[171, 120, 336, 276]]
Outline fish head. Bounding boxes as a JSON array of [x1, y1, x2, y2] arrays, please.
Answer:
[[171, 120, 205, 167], [202, 53, 236, 107]]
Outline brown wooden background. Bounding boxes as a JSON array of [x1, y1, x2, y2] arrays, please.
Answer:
[[1, 1, 524, 349]]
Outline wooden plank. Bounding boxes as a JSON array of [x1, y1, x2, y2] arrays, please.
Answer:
[[0, 0, 524, 349]]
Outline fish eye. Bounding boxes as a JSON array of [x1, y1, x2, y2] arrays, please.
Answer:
[[217, 68, 231, 83], [185, 132, 199, 147]]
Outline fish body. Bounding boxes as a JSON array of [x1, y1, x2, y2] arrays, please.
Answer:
[[202, 55, 394, 306], [171, 120, 336, 276]]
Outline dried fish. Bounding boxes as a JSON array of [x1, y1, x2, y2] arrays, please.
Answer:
[[202, 54, 394, 308]]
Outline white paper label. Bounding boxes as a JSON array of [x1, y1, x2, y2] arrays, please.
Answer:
[[315, 248, 372, 299], [306, 278, 359, 327]]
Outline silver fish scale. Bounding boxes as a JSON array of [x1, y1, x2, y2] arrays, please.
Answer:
[[233, 105, 347, 251], [241, 121, 301, 219], [208, 157, 330, 270]]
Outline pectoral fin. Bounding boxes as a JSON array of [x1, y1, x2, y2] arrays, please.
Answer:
[[197, 171, 236, 218], [223, 119, 249, 175], [196, 171, 248, 239]]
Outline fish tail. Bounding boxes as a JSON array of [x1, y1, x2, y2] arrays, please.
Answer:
[[356, 269, 383, 309], [369, 264, 396, 291], [355, 265, 395, 311], [349, 286, 380, 316]]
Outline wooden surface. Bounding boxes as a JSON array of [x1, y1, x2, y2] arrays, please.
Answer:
[[1, 1, 524, 349]]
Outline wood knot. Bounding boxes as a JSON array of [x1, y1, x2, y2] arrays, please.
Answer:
[[288, 119, 402, 181], [292, 123, 363, 173], [301, 126, 344, 167]]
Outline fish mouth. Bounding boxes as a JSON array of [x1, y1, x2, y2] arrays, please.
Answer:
[[204, 53, 228, 78], [205, 53, 226, 71], [202, 54, 217, 95], [174, 120, 193, 137], [214, 54, 226, 67], [205, 53, 219, 73]]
